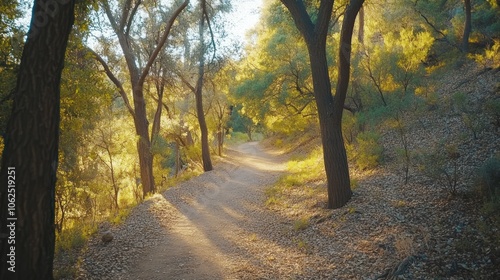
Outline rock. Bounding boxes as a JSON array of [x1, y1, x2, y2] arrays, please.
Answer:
[[101, 231, 113, 243]]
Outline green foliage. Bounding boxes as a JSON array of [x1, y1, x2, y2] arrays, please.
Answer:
[[286, 146, 324, 179], [475, 157, 500, 202], [470, 39, 500, 68], [461, 112, 484, 140], [231, 2, 319, 136], [485, 98, 500, 128], [55, 223, 97, 254], [111, 206, 133, 225], [415, 143, 461, 195], [265, 146, 324, 207], [293, 217, 310, 231], [451, 92, 486, 139], [471, 0, 500, 41], [348, 131, 384, 170], [473, 156, 500, 249], [225, 132, 251, 146], [451, 92, 467, 112], [227, 105, 256, 135], [0, 0, 23, 139]]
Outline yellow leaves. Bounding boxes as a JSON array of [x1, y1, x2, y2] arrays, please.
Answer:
[[469, 39, 500, 68], [380, 74, 398, 92], [264, 113, 309, 135], [384, 28, 434, 71]]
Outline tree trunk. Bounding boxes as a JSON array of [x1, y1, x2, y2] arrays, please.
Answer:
[[0, 0, 75, 279], [133, 86, 155, 196], [281, 0, 363, 209], [99, 0, 188, 198], [307, 42, 352, 209], [195, 8, 213, 172], [217, 126, 223, 156], [358, 5, 365, 44], [462, 0, 472, 53], [327, 0, 364, 208]]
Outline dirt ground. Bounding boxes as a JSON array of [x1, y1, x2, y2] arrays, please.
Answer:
[[124, 142, 292, 280]]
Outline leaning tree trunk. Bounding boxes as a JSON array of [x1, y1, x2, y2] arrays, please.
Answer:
[[133, 86, 155, 196], [195, 8, 213, 172], [329, 0, 365, 208], [0, 0, 75, 279]]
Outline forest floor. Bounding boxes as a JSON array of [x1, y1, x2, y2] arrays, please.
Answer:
[[58, 62, 500, 279], [72, 141, 298, 279]]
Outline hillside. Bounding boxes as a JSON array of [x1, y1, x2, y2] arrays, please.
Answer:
[[53, 62, 499, 279], [262, 61, 500, 279]]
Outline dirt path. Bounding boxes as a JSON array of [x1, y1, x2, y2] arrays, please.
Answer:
[[125, 142, 289, 279]]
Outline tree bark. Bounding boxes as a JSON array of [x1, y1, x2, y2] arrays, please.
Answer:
[[195, 3, 213, 172], [331, 0, 364, 207], [281, 0, 364, 209], [358, 5, 365, 44], [0, 0, 75, 279], [461, 0, 472, 53], [100, 0, 188, 197]]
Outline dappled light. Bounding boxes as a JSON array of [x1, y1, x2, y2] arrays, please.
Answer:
[[1, 0, 499, 278]]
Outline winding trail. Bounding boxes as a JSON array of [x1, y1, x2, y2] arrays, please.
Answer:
[[125, 142, 289, 279]]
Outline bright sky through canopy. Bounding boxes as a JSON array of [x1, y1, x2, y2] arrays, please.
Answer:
[[225, 0, 263, 45]]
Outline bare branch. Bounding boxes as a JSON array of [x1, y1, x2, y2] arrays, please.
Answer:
[[125, 0, 143, 37], [414, 7, 459, 49], [280, 0, 315, 42], [138, 0, 189, 86], [119, 0, 133, 32], [102, 1, 120, 33], [177, 73, 196, 93], [202, 1, 217, 63], [86, 47, 136, 117]]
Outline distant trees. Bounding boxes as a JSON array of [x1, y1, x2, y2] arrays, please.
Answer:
[[233, 5, 317, 135], [413, 0, 500, 53], [0, 0, 76, 279], [92, 0, 189, 198]]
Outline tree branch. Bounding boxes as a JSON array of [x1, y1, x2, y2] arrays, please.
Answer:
[[177, 72, 196, 93], [280, 0, 315, 42], [102, 1, 120, 33], [333, 0, 365, 118], [86, 47, 136, 117], [119, 0, 133, 32], [202, 0, 217, 63], [138, 0, 189, 86], [415, 7, 458, 49], [125, 0, 142, 37], [315, 0, 335, 39]]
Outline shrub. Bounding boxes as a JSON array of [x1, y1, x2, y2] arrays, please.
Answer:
[[415, 143, 460, 195], [293, 217, 310, 231], [476, 157, 500, 202], [469, 39, 500, 69], [55, 224, 96, 254], [474, 157, 500, 247], [485, 99, 500, 128], [351, 131, 384, 170]]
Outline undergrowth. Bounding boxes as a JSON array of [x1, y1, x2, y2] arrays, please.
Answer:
[[54, 166, 203, 279], [475, 156, 500, 247], [265, 146, 324, 207]]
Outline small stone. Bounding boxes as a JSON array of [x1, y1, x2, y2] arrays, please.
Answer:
[[102, 231, 114, 243]]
